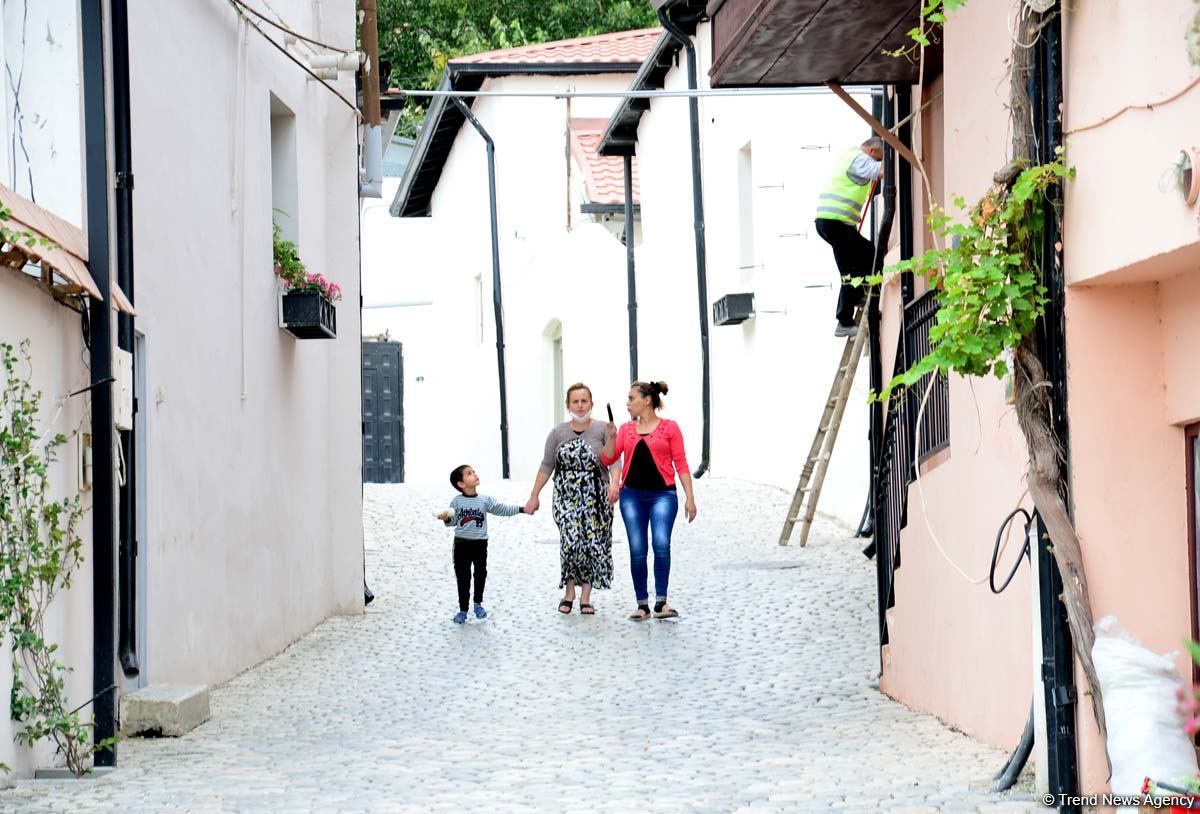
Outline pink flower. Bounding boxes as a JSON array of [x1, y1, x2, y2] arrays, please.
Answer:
[[1185, 717, 1200, 737]]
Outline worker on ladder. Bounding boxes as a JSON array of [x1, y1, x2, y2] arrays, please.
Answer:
[[814, 137, 883, 338]]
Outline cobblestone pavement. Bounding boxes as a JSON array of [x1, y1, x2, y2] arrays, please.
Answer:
[[6, 478, 1044, 813]]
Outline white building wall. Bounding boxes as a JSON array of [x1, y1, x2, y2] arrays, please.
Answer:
[[364, 73, 636, 488], [367, 39, 874, 527], [0, 0, 364, 774], [129, 0, 364, 687], [630, 22, 873, 525]]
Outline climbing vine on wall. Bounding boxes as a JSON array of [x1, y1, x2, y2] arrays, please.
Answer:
[[0, 340, 111, 776], [867, 155, 1073, 402]]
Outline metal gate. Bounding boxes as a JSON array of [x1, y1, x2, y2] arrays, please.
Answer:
[[362, 340, 404, 483]]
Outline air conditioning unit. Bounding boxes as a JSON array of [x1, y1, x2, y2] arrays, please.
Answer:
[[713, 293, 755, 326]]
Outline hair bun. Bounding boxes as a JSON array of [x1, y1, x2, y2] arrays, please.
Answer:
[[653, 380, 669, 396]]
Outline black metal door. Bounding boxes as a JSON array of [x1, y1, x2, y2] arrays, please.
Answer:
[[362, 341, 404, 483]]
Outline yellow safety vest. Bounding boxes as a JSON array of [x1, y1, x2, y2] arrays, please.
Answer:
[[816, 147, 873, 225]]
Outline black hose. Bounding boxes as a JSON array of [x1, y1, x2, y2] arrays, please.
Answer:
[[989, 507, 1032, 594], [993, 701, 1035, 792]]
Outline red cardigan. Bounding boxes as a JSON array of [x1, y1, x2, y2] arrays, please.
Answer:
[[601, 419, 690, 487]]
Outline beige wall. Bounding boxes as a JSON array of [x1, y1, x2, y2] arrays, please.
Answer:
[[0, 280, 96, 774]]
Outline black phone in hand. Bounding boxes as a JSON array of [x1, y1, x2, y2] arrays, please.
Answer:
[[607, 403, 614, 423]]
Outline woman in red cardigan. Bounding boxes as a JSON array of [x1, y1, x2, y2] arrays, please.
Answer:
[[601, 380, 697, 620]]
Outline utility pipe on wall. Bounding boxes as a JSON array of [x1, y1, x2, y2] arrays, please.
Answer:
[[451, 97, 510, 479], [358, 0, 383, 198], [81, 0, 118, 767], [623, 153, 638, 382], [869, 90, 897, 672], [111, 0, 140, 680], [657, 7, 711, 479]]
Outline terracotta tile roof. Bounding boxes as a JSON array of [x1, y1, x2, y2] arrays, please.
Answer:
[[569, 119, 638, 206], [452, 28, 660, 67], [0, 183, 136, 314]]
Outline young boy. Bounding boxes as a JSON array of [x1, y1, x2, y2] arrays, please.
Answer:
[[437, 464, 529, 624]]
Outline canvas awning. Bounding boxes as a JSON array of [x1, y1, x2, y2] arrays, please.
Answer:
[[0, 183, 135, 315]]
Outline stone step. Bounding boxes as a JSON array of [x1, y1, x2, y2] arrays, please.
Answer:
[[121, 684, 210, 737]]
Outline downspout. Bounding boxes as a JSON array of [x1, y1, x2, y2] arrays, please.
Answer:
[[624, 153, 638, 382], [1032, 6, 1080, 802], [111, 0, 139, 679], [81, 0, 118, 766], [358, 0, 383, 199], [895, 86, 915, 302], [869, 89, 897, 671], [451, 97, 510, 478], [657, 8, 711, 479]]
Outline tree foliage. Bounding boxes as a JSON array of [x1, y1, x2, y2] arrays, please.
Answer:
[[377, 1, 659, 136]]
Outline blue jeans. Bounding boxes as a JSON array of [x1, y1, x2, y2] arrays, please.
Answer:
[[619, 487, 678, 603]]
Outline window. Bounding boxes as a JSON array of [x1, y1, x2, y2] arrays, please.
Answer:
[[737, 142, 756, 281], [270, 94, 298, 242]]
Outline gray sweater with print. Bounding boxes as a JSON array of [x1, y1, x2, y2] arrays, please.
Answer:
[[442, 493, 524, 541]]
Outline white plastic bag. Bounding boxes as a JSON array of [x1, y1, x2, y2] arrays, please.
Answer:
[[1092, 615, 1198, 799]]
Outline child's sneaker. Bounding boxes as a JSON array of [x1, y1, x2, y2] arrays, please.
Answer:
[[474, 604, 488, 620], [453, 611, 468, 624]]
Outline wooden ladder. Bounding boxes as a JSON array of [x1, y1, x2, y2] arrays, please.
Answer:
[[778, 308, 869, 546]]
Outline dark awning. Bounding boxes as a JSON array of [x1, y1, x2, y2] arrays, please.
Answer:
[[708, 0, 942, 88]]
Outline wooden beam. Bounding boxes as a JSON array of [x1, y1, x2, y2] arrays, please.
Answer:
[[826, 82, 921, 171]]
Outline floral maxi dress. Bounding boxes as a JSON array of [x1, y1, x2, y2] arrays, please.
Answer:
[[552, 436, 614, 589]]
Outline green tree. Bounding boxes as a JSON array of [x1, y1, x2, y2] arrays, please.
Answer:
[[377, 1, 659, 137]]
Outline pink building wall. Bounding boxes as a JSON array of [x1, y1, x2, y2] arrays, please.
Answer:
[[879, 0, 1035, 753], [881, 0, 1200, 792]]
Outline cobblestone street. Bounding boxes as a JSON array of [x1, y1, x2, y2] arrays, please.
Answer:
[[6, 479, 1043, 813]]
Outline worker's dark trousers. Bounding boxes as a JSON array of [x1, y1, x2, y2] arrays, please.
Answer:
[[815, 218, 877, 325]]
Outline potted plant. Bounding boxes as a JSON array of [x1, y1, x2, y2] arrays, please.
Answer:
[[273, 222, 340, 339]]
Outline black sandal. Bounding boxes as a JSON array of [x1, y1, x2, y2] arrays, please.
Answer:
[[629, 604, 651, 621], [580, 603, 595, 615], [558, 598, 574, 614], [653, 601, 679, 619]]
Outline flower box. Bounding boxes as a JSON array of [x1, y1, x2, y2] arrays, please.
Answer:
[[281, 289, 337, 339]]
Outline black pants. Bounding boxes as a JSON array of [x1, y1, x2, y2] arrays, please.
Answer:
[[815, 218, 877, 325], [453, 538, 488, 612]]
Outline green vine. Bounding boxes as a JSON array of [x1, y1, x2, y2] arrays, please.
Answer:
[[885, 0, 968, 61], [860, 154, 1074, 403], [0, 340, 112, 775]]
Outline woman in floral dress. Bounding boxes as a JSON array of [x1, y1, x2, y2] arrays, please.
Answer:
[[525, 383, 616, 615]]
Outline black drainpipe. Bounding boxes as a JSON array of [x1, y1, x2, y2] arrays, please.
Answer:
[[624, 153, 638, 382], [869, 89, 897, 673], [451, 98, 510, 478], [657, 8, 711, 479], [1032, 5, 1079, 806], [111, 0, 139, 680], [895, 86, 915, 302], [81, 0, 118, 766]]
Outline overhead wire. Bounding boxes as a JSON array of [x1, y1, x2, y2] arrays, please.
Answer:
[[228, 0, 354, 54], [225, 0, 363, 121]]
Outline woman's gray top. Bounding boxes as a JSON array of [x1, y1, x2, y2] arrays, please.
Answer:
[[539, 421, 610, 483]]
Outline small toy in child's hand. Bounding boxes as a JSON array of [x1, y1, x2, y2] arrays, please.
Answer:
[[435, 509, 453, 522]]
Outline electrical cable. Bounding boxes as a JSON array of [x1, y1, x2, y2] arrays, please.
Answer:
[[228, 0, 353, 54], [989, 506, 1032, 594], [5, 0, 35, 201], [225, 0, 363, 121], [1066, 75, 1200, 136]]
